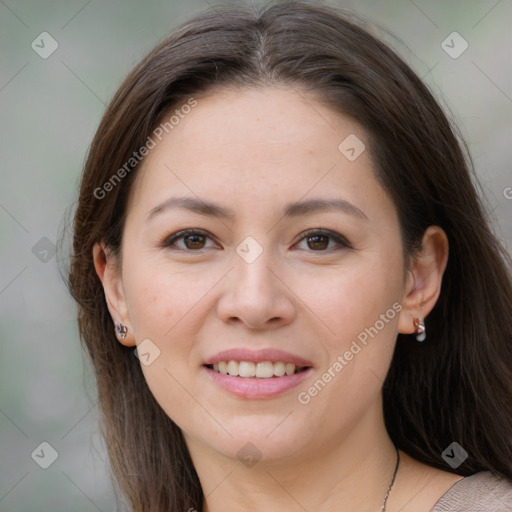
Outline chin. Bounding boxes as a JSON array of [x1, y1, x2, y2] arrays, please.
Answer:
[[197, 416, 314, 464]]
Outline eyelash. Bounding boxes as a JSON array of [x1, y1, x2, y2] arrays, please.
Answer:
[[160, 228, 352, 252], [161, 229, 219, 251], [295, 228, 352, 251]]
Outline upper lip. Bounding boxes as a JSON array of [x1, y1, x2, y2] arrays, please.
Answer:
[[204, 348, 314, 368]]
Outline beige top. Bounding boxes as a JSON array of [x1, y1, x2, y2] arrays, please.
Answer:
[[431, 471, 512, 511]]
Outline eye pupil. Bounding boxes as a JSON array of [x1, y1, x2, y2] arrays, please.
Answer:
[[185, 234, 205, 249], [307, 235, 329, 250]]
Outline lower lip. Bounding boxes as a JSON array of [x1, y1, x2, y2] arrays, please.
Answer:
[[203, 366, 313, 399]]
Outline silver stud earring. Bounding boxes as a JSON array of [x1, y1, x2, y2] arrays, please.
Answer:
[[413, 317, 426, 342], [115, 322, 128, 340]]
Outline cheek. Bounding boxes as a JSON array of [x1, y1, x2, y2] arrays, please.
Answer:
[[120, 255, 224, 392], [292, 259, 403, 428], [292, 253, 403, 353], [122, 257, 213, 342], [121, 259, 213, 430]]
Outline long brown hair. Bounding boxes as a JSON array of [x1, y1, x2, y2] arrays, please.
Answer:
[[67, 1, 512, 510]]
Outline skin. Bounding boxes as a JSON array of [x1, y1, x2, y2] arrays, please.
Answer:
[[94, 87, 461, 511]]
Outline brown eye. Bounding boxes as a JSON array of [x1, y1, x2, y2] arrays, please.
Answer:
[[183, 234, 206, 249], [307, 234, 329, 250], [161, 229, 219, 251], [294, 229, 352, 252]]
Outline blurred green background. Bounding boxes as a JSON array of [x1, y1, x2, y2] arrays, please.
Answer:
[[1, 1, 511, 510]]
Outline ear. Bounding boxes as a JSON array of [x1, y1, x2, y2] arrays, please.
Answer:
[[93, 242, 136, 346], [398, 226, 449, 335]]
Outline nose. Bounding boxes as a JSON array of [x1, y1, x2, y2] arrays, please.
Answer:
[[216, 252, 297, 330]]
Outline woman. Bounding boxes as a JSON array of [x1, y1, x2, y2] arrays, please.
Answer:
[[67, 1, 512, 510]]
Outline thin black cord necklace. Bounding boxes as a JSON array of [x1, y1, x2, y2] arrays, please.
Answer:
[[381, 446, 400, 511]]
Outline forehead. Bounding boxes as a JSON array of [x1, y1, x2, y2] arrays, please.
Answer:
[[157, 86, 363, 159], [127, 86, 386, 220]]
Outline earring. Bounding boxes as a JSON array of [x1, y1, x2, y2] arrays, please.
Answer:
[[115, 322, 128, 340], [413, 317, 426, 342]]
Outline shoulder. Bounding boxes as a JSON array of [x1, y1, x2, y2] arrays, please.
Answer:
[[430, 471, 512, 512]]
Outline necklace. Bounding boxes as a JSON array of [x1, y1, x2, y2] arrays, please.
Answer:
[[201, 446, 401, 512], [381, 446, 400, 511]]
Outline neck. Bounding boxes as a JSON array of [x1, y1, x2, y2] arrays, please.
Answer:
[[187, 404, 399, 512]]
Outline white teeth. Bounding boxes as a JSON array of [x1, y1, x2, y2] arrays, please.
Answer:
[[210, 360, 302, 378], [227, 360, 239, 376], [256, 362, 274, 378], [273, 361, 286, 376], [239, 361, 256, 378], [285, 363, 295, 376]]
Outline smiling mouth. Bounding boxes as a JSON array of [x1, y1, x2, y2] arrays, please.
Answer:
[[205, 361, 311, 378]]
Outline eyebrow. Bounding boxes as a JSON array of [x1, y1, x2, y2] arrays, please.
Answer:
[[146, 196, 368, 222]]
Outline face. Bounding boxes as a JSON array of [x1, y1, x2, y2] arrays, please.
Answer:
[[107, 87, 410, 464]]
